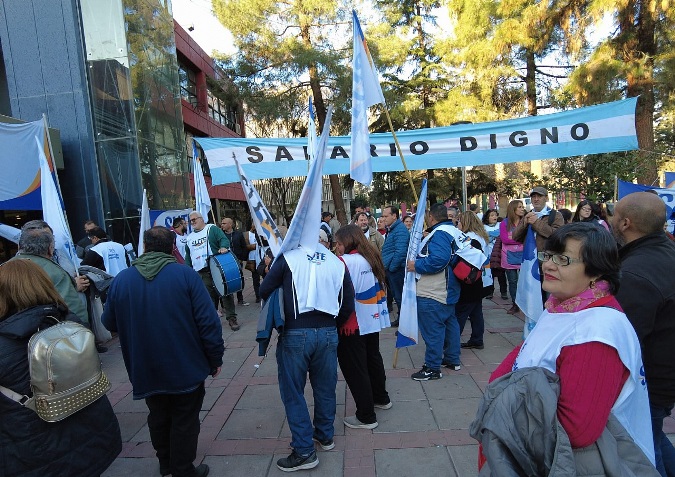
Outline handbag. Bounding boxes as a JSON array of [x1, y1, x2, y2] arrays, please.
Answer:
[[506, 250, 523, 265]]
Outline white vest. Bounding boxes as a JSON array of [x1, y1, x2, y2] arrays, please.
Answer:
[[174, 231, 188, 259], [513, 307, 655, 465], [90, 241, 128, 277], [186, 224, 214, 272], [341, 253, 390, 334], [285, 244, 344, 316]]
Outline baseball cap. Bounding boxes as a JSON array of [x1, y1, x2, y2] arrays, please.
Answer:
[[319, 229, 329, 242], [530, 186, 548, 197]]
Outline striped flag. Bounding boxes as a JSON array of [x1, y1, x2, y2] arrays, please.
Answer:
[[137, 189, 150, 256], [0, 223, 21, 243], [515, 226, 544, 337], [350, 10, 385, 186], [234, 156, 284, 258], [308, 97, 318, 161], [37, 137, 79, 276], [396, 178, 428, 348], [277, 105, 334, 257], [192, 139, 212, 222]]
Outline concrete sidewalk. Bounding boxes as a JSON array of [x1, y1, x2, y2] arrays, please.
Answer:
[[101, 277, 674, 477]]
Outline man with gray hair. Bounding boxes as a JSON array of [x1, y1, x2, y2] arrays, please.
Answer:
[[12, 227, 89, 323]]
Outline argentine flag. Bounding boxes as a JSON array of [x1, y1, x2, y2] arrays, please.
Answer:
[[515, 226, 544, 337]]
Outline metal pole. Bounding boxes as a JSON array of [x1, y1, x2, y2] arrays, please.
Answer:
[[461, 166, 468, 211]]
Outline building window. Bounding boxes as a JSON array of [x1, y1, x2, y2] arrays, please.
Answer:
[[207, 89, 239, 133], [178, 63, 197, 106]]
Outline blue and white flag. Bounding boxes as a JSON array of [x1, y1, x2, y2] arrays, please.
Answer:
[[234, 156, 284, 258], [277, 106, 334, 258], [192, 140, 212, 222], [396, 179, 428, 348], [137, 189, 151, 256], [37, 137, 79, 277], [308, 97, 318, 162], [515, 226, 543, 337], [0, 223, 21, 243], [349, 10, 385, 186]]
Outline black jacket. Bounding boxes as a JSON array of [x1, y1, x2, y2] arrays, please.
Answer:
[[0, 305, 122, 477], [615, 232, 675, 407], [224, 229, 249, 262]]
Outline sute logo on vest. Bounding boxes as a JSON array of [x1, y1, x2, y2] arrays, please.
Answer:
[[306, 251, 327, 264], [192, 237, 208, 247], [108, 249, 120, 260]]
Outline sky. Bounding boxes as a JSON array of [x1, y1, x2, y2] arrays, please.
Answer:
[[172, 0, 236, 55]]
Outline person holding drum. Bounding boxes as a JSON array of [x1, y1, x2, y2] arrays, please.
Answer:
[[184, 212, 241, 331]]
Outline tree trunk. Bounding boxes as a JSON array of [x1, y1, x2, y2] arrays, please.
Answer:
[[300, 22, 348, 225], [620, 0, 657, 185], [525, 49, 537, 117]]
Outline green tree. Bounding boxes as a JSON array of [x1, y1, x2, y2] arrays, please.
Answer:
[[212, 0, 352, 223]]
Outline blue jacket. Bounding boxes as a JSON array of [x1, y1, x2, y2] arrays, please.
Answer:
[[381, 219, 410, 273], [414, 220, 461, 304], [102, 262, 224, 399]]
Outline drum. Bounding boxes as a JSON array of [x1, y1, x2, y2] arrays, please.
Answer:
[[209, 253, 243, 297]]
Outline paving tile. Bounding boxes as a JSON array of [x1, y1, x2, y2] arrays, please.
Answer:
[[448, 444, 480, 477], [114, 412, 149, 442], [101, 457, 160, 476], [375, 447, 455, 477], [203, 454, 273, 475], [373, 400, 437, 433], [430, 397, 482, 430], [112, 392, 149, 413], [221, 347, 254, 378], [420, 374, 483, 400], [217, 406, 286, 439], [235, 383, 284, 409], [379, 376, 427, 402]]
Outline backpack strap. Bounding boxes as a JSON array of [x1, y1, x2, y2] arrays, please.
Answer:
[[548, 209, 557, 226], [0, 384, 29, 406]]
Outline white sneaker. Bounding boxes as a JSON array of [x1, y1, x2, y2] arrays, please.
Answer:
[[343, 416, 378, 429]]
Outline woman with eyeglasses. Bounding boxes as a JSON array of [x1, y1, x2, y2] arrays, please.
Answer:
[[572, 199, 610, 230], [473, 223, 657, 474]]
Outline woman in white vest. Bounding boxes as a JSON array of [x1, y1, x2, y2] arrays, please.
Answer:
[[484, 223, 655, 468], [334, 225, 391, 430]]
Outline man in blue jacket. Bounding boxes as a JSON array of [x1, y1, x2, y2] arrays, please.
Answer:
[[407, 203, 462, 380], [103, 226, 224, 477], [381, 205, 410, 327]]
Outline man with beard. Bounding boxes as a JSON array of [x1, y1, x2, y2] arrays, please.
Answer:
[[355, 212, 383, 252]]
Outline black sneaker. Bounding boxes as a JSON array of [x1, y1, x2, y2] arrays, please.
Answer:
[[312, 435, 335, 450], [461, 342, 484, 350], [411, 365, 442, 381], [187, 464, 210, 477], [442, 361, 462, 371], [277, 450, 319, 472]]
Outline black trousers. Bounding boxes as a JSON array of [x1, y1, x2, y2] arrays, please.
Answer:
[[145, 384, 205, 477], [337, 331, 389, 424]]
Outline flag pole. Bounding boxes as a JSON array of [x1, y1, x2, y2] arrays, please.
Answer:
[[380, 107, 419, 205]]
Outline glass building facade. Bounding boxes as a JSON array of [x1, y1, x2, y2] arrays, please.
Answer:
[[80, 0, 188, 241]]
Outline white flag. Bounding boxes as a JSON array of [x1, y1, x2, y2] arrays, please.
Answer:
[[0, 223, 21, 243], [37, 137, 79, 276], [192, 140, 212, 222], [350, 10, 385, 186], [396, 178, 427, 348], [137, 189, 151, 256], [277, 105, 334, 258], [234, 157, 284, 258], [516, 226, 544, 337]]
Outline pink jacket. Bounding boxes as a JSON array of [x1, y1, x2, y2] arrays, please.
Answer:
[[499, 219, 523, 270]]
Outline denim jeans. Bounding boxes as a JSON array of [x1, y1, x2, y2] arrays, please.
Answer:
[[387, 269, 405, 315], [650, 403, 675, 477], [417, 297, 459, 370], [505, 269, 519, 303], [276, 327, 338, 455], [456, 300, 484, 345]]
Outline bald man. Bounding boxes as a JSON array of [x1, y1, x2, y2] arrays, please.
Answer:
[[612, 191, 675, 477]]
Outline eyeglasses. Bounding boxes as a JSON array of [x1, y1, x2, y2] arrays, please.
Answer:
[[537, 251, 583, 266], [189, 218, 200, 223]]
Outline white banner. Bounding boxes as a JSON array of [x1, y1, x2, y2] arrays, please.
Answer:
[[196, 98, 639, 185]]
